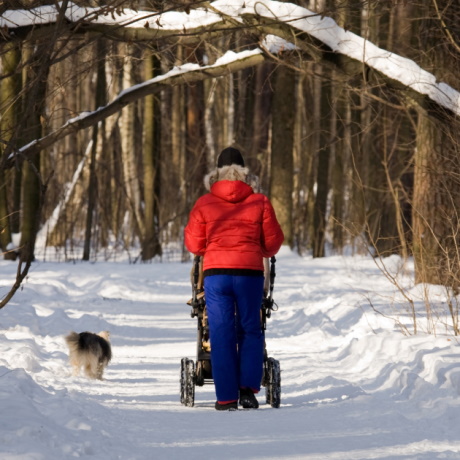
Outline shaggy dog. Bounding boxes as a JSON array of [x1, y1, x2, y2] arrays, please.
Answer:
[[65, 331, 112, 380]]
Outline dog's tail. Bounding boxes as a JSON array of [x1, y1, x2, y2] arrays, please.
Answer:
[[65, 331, 79, 346], [65, 331, 81, 355]]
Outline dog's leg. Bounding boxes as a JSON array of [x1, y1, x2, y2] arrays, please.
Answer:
[[85, 363, 96, 379], [84, 354, 100, 379], [69, 357, 81, 376], [96, 361, 105, 380]]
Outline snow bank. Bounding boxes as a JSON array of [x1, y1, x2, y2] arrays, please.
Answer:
[[1, 251, 460, 459]]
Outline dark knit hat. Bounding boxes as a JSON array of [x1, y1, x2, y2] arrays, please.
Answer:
[[217, 147, 245, 168]]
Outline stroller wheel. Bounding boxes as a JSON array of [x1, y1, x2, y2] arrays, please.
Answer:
[[180, 358, 195, 407], [265, 357, 281, 408]]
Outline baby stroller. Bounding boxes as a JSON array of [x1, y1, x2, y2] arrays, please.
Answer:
[[180, 255, 281, 408]]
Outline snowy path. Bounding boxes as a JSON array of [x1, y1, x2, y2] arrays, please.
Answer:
[[1, 249, 460, 459]]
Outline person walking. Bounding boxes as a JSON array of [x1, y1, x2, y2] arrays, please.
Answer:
[[184, 147, 284, 410]]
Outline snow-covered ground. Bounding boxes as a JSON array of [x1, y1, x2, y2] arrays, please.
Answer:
[[1, 247, 460, 459]]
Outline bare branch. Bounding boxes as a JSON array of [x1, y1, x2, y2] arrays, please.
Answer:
[[2, 1, 458, 120], [7, 49, 265, 165]]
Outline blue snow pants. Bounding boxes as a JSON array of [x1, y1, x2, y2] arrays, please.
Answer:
[[203, 274, 265, 403]]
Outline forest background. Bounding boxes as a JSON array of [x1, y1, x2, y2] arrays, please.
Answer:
[[0, 0, 459, 310]]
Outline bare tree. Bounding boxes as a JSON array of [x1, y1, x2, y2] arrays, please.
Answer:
[[0, 0, 459, 312]]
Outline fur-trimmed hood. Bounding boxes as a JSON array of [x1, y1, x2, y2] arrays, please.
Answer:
[[204, 164, 260, 193]]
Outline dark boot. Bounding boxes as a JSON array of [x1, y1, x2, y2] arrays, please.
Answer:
[[239, 388, 259, 409], [215, 401, 238, 411]]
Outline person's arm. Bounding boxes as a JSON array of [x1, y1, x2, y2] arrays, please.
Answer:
[[260, 197, 284, 257], [184, 202, 207, 256]]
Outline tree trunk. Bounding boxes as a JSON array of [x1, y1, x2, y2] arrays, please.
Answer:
[[270, 64, 295, 247], [411, 1, 460, 286], [169, 46, 187, 244], [83, 40, 107, 260], [141, 51, 161, 261], [19, 41, 52, 260], [120, 44, 144, 247], [234, 67, 255, 156], [292, 70, 315, 254], [313, 73, 332, 258], [412, 115, 460, 286], [0, 170, 14, 259], [330, 82, 345, 253], [185, 81, 207, 199], [0, 42, 21, 259], [329, 0, 362, 254]]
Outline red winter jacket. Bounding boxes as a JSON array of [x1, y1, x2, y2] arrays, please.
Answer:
[[184, 168, 284, 272]]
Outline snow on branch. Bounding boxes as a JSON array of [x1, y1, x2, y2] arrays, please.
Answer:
[[8, 49, 265, 163], [226, 0, 460, 117], [0, 1, 231, 41], [2, 0, 459, 117]]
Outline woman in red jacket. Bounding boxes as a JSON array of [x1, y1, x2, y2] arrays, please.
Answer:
[[185, 147, 284, 410]]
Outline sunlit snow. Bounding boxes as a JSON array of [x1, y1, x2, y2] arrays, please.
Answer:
[[1, 248, 460, 459]]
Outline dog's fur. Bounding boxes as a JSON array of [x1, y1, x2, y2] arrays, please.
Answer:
[[65, 331, 112, 380]]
